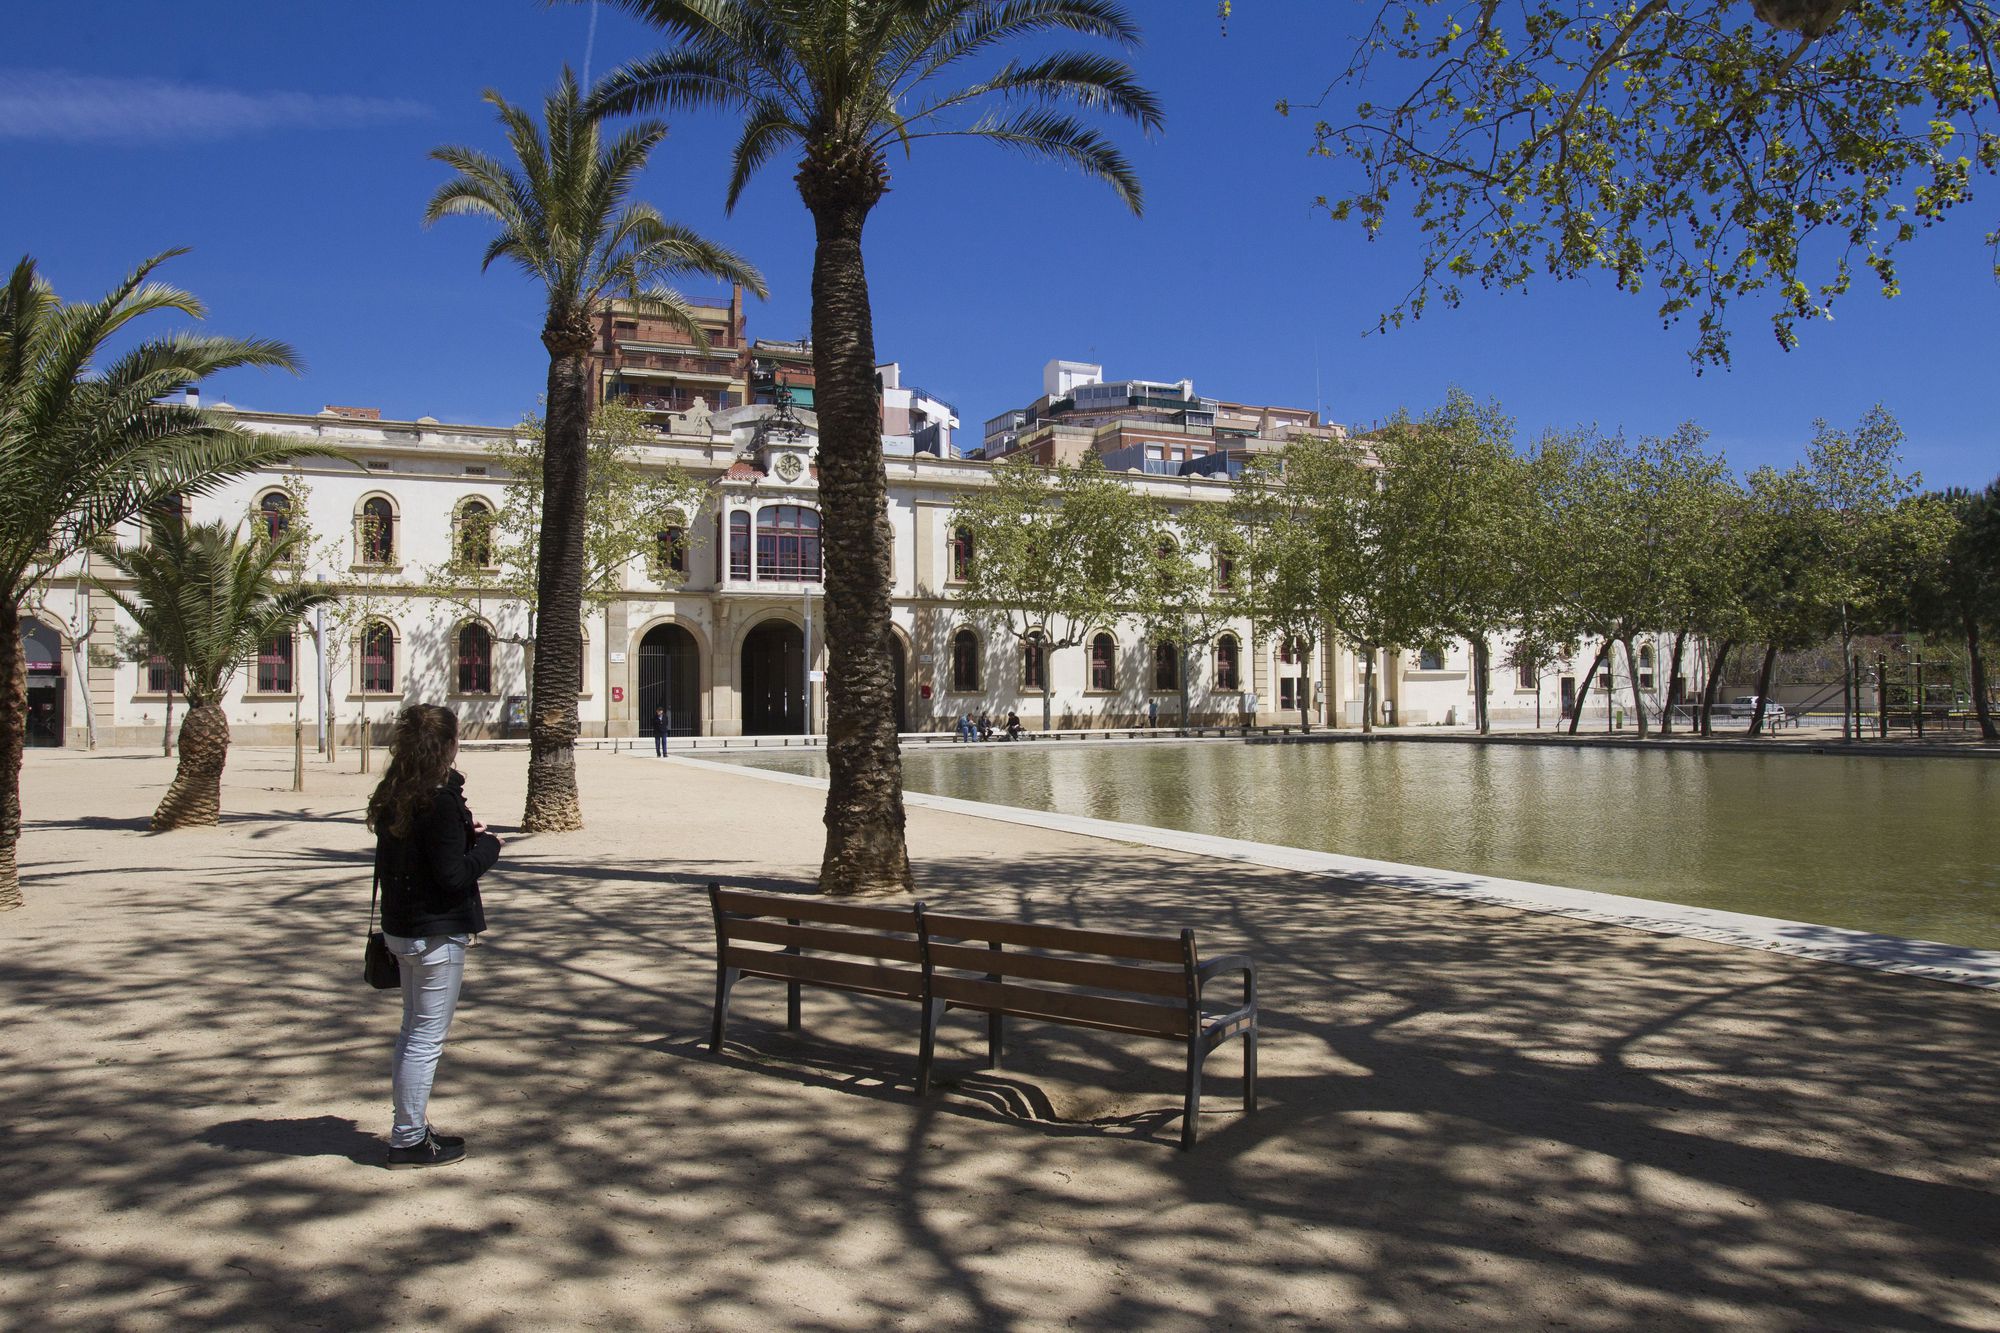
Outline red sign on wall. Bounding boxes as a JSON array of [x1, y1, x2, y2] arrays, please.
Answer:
[[611, 686, 624, 702]]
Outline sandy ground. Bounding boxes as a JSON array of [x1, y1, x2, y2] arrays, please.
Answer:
[[3, 743, 1998, 1332]]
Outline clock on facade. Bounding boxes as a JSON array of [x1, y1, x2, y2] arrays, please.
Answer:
[[774, 452, 804, 482]]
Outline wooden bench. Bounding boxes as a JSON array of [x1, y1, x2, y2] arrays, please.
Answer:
[[707, 885, 1257, 1149]]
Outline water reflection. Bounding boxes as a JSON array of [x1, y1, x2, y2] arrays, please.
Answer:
[[727, 742, 2000, 949]]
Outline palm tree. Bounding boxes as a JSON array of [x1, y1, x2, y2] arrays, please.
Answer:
[[424, 68, 766, 832], [0, 251, 304, 910], [93, 521, 333, 830], [587, 0, 1162, 894]]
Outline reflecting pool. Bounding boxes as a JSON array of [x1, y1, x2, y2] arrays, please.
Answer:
[[724, 741, 2000, 949]]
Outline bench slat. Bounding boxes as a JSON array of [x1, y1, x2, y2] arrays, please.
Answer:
[[724, 945, 925, 999], [931, 974, 1190, 1037], [926, 941, 1187, 999], [727, 917, 922, 962], [922, 912, 1187, 963], [715, 890, 919, 932]]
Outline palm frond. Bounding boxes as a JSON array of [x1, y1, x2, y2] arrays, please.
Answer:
[[908, 108, 1144, 213], [724, 97, 805, 211]]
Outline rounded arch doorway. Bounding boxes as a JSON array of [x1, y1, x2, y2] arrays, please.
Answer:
[[638, 624, 701, 737], [21, 617, 65, 748], [742, 620, 805, 735]]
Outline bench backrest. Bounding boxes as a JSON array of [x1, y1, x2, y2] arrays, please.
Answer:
[[710, 887, 926, 1001], [921, 912, 1196, 1040]]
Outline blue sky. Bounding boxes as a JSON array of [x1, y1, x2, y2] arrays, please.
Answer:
[[4, 1, 1995, 486]]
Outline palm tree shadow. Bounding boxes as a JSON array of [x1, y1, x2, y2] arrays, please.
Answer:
[[198, 1115, 380, 1165]]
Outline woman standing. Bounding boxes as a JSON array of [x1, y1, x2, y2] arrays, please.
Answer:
[[367, 705, 503, 1169]]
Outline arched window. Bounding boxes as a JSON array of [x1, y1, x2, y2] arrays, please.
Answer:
[[145, 493, 186, 545], [1021, 631, 1047, 690], [756, 505, 822, 581], [1089, 633, 1116, 691], [655, 524, 686, 576], [1214, 635, 1241, 691], [256, 632, 294, 694], [728, 511, 752, 580], [356, 496, 396, 566], [1418, 648, 1445, 671], [360, 621, 396, 694], [1638, 642, 1656, 689], [951, 628, 980, 692], [256, 491, 292, 544], [454, 499, 495, 568], [1153, 641, 1179, 692], [456, 623, 494, 695], [949, 526, 974, 582]]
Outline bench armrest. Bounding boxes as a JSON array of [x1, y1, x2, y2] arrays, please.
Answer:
[[1197, 955, 1257, 1009], [1197, 954, 1255, 985]]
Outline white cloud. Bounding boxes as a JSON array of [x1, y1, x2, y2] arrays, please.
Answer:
[[0, 70, 430, 143]]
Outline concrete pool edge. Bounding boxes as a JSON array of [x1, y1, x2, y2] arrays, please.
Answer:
[[666, 753, 2000, 992]]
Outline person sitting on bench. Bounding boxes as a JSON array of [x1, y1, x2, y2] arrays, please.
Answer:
[[1004, 710, 1022, 741]]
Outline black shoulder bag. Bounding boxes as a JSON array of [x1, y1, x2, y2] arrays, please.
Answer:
[[364, 865, 400, 990]]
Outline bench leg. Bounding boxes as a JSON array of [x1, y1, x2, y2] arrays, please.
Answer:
[[787, 979, 801, 1033], [917, 999, 944, 1097], [1244, 1022, 1259, 1114], [987, 1010, 1004, 1071], [1181, 1045, 1203, 1150], [710, 965, 741, 1054]]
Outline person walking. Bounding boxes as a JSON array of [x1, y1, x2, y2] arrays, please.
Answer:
[[652, 705, 669, 757], [367, 704, 503, 1169]]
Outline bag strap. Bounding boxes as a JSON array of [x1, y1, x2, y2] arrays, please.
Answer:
[[368, 862, 381, 935]]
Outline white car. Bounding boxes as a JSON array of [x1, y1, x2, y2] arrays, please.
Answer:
[[1726, 696, 1786, 720]]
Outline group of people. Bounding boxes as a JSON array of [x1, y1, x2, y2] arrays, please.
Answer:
[[955, 710, 1023, 742]]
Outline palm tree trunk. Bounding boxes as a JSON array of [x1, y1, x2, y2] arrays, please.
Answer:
[[806, 177, 909, 895], [0, 602, 27, 911], [522, 317, 591, 832], [153, 702, 230, 830]]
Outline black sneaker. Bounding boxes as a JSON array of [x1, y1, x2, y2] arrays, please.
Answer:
[[386, 1130, 466, 1170]]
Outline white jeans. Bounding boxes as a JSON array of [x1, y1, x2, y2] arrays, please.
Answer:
[[386, 933, 468, 1147]]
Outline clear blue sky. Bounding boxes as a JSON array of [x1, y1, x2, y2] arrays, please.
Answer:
[[4, 1, 1994, 486]]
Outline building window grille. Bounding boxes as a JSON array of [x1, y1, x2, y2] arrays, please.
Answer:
[[456, 623, 494, 695], [1517, 660, 1537, 690], [256, 632, 294, 694], [1214, 548, 1235, 590], [1090, 633, 1116, 691], [360, 622, 396, 694], [951, 629, 980, 692], [1214, 636, 1240, 691], [1153, 641, 1179, 692], [256, 491, 292, 544], [1022, 633, 1047, 690], [755, 505, 822, 581], [146, 652, 184, 694], [949, 527, 974, 582], [145, 493, 186, 545], [454, 500, 495, 568], [656, 525, 687, 575], [357, 497, 395, 565]]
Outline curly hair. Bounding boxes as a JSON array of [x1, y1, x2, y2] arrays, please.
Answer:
[[366, 704, 460, 839]]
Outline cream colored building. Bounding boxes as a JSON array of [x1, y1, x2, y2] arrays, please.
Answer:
[[20, 403, 1674, 750]]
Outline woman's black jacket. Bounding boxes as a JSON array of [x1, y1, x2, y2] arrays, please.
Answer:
[[377, 771, 500, 937]]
